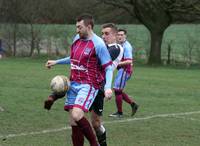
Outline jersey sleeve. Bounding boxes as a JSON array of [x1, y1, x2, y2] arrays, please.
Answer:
[[56, 56, 70, 64], [95, 44, 113, 90], [123, 42, 133, 60], [93, 37, 112, 68], [93, 35, 113, 89]]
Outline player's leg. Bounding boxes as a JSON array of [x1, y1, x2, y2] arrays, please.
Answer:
[[69, 110, 84, 146], [122, 91, 139, 116], [109, 69, 125, 117], [72, 108, 98, 146], [112, 89, 123, 117], [69, 83, 99, 146], [120, 74, 139, 116], [44, 91, 66, 110], [91, 111, 107, 146], [64, 82, 85, 146], [90, 89, 107, 146]]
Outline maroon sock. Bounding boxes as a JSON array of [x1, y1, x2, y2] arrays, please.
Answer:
[[122, 92, 134, 104], [76, 117, 98, 146], [114, 89, 123, 113], [71, 126, 84, 146]]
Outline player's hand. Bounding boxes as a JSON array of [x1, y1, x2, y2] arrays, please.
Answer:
[[104, 88, 112, 101], [45, 60, 56, 69], [44, 96, 54, 110]]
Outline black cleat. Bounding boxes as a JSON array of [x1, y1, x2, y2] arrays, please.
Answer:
[[109, 112, 123, 118], [131, 103, 139, 116], [44, 96, 54, 110]]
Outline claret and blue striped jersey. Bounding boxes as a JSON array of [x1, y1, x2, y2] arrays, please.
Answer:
[[56, 33, 112, 89], [119, 40, 134, 74]]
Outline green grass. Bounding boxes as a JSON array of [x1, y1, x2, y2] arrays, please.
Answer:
[[0, 58, 200, 146]]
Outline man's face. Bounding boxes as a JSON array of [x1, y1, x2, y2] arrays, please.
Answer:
[[101, 27, 116, 45], [117, 31, 126, 44], [76, 20, 89, 39]]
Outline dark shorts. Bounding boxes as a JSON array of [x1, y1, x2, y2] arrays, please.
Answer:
[[89, 89, 105, 116]]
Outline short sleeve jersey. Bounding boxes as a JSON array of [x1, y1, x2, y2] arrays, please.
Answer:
[[120, 40, 134, 74]]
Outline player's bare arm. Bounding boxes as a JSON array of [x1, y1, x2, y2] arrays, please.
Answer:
[[45, 60, 57, 69], [118, 60, 132, 67], [104, 88, 112, 101]]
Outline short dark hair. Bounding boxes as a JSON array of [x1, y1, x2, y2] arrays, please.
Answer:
[[118, 29, 127, 34], [102, 23, 118, 33], [76, 14, 94, 29]]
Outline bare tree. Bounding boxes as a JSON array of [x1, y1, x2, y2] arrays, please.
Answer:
[[17, 0, 44, 56], [98, 0, 200, 65], [0, 0, 23, 56]]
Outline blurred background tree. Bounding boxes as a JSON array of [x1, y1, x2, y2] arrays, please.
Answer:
[[0, 0, 200, 65]]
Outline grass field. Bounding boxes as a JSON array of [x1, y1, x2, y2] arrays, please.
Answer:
[[0, 58, 200, 146]]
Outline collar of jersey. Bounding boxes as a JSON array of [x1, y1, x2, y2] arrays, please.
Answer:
[[108, 43, 117, 47]]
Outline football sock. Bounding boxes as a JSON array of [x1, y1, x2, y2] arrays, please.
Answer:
[[97, 132, 107, 146], [95, 125, 107, 146], [114, 89, 123, 113], [122, 92, 134, 104], [71, 126, 84, 146], [76, 117, 98, 146]]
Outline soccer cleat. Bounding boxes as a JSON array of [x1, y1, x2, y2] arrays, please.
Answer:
[[109, 112, 123, 118], [44, 96, 54, 110], [131, 103, 139, 116]]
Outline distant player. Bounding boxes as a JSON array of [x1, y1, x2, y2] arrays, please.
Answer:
[[109, 28, 139, 118], [45, 14, 113, 146]]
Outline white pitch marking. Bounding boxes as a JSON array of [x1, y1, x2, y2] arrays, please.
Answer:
[[1, 110, 200, 139], [0, 127, 71, 139], [103, 110, 200, 124], [173, 115, 200, 122]]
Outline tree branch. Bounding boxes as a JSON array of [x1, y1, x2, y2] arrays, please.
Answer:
[[98, 0, 135, 17]]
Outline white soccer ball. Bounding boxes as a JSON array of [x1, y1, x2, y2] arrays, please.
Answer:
[[50, 75, 70, 93]]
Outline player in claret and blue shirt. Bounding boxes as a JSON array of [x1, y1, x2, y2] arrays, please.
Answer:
[[109, 28, 139, 118], [45, 14, 113, 146]]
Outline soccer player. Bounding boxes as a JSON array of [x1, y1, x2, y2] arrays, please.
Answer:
[[45, 14, 113, 146], [44, 23, 123, 146], [109, 28, 139, 118], [89, 23, 123, 146]]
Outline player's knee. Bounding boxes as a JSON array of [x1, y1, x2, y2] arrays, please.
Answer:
[[91, 118, 101, 130], [71, 112, 81, 121], [71, 108, 84, 121], [114, 89, 122, 95], [69, 118, 77, 126], [92, 120, 101, 130]]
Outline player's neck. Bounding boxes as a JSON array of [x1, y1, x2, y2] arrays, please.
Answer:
[[108, 40, 117, 45], [87, 30, 94, 39]]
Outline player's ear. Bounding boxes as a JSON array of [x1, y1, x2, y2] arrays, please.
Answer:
[[87, 24, 92, 30]]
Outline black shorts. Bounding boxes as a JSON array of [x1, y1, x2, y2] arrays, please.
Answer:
[[89, 89, 105, 116]]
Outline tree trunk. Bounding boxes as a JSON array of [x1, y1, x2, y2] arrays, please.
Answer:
[[13, 23, 17, 56], [36, 39, 40, 55], [134, 0, 172, 65], [29, 24, 35, 57], [167, 41, 172, 65], [148, 30, 164, 64]]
